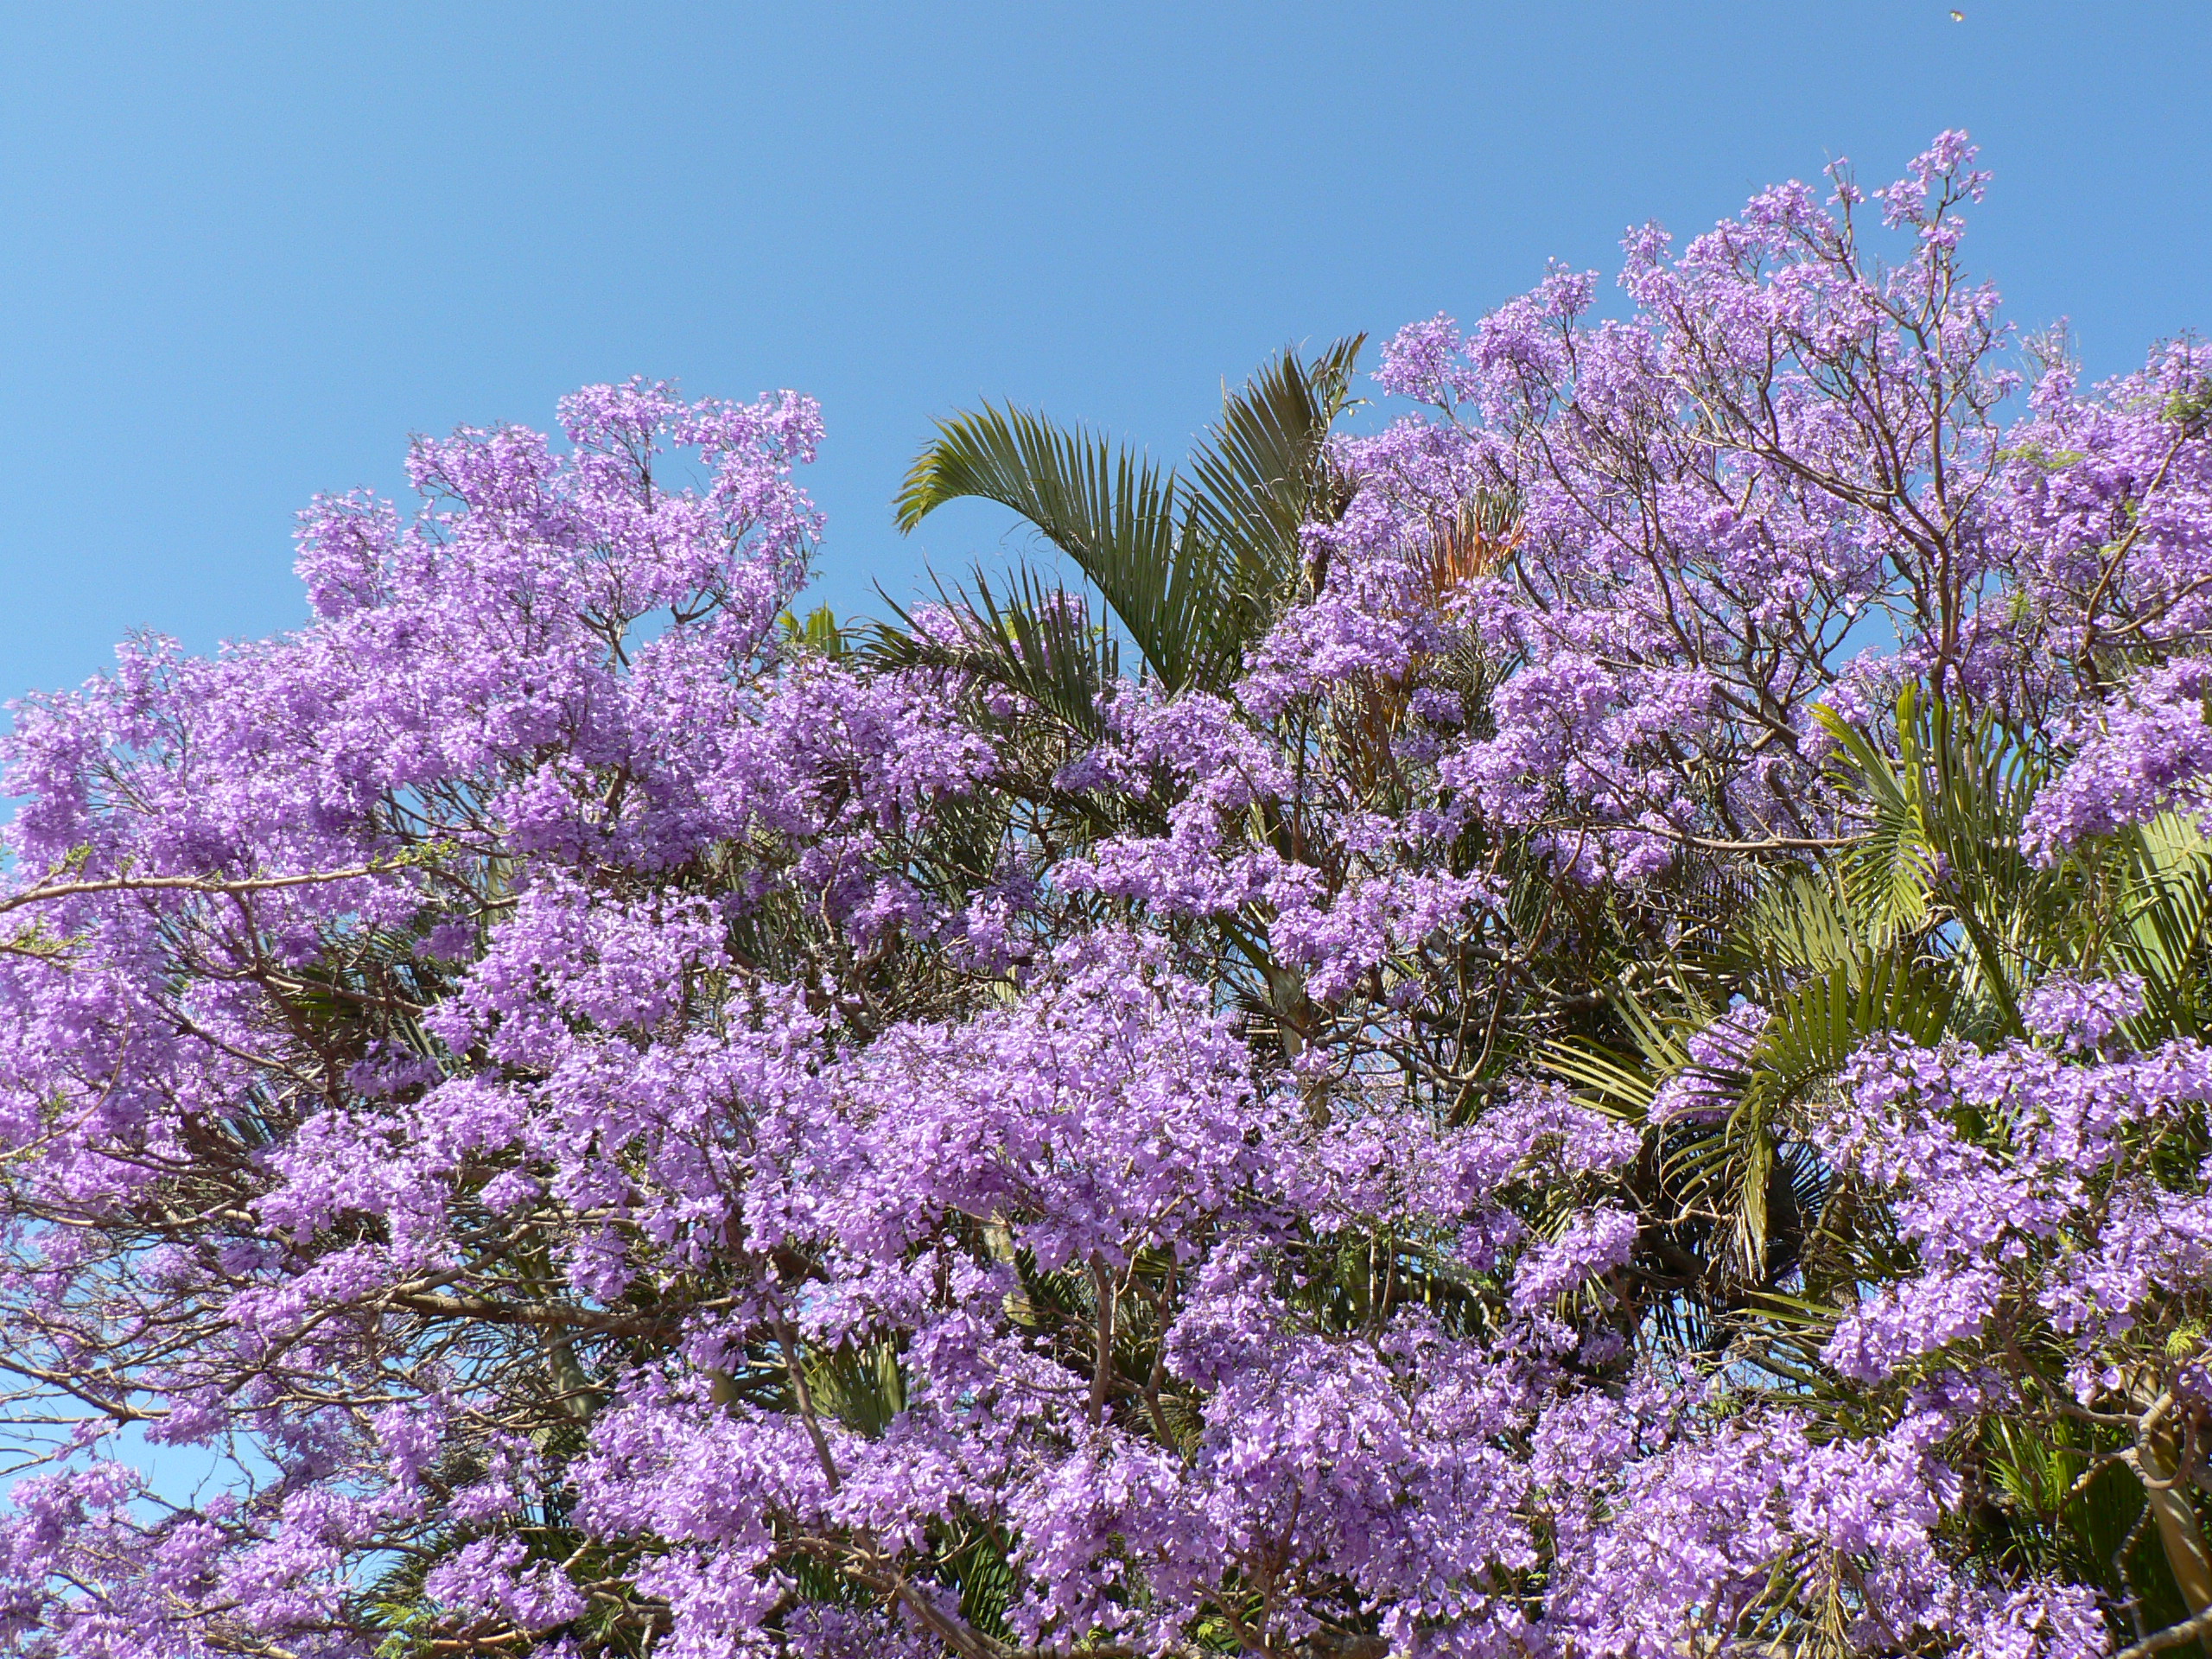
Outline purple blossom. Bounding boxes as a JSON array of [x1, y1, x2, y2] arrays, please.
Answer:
[[2, 130, 2207, 1658]]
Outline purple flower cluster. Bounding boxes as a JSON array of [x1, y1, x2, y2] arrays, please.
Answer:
[[0, 133, 2208, 1658], [1816, 1006, 2212, 1382]]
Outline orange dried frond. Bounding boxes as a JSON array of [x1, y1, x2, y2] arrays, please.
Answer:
[[1423, 495, 1522, 601]]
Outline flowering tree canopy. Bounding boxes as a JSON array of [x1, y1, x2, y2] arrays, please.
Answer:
[[3, 134, 2212, 1659]]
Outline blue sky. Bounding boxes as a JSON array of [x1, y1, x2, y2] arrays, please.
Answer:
[[0, 1, 2206, 705]]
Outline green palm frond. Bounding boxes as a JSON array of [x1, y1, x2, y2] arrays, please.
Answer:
[[893, 404, 1207, 690], [1975, 1414, 2194, 1638], [1539, 1034, 1662, 1116], [1184, 334, 1364, 594], [1723, 864, 1887, 982], [1747, 946, 1954, 1096], [1612, 976, 1698, 1075], [779, 603, 848, 660], [2111, 812, 2212, 1042], [1710, 947, 1953, 1274], [1818, 685, 2066, 1038], [938, 1521, 1022, 1644], [869, 562, 1122, 736], [1547, 942, 1953, 1300], [893, 339, 1363, 696], [1813, 696, 1937, 938], [1815, 688, 2212, 1046], [802, 1338, 907, 1438]]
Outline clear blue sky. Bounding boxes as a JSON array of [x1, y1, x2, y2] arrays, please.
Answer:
[[1, 1, 2205, 705]]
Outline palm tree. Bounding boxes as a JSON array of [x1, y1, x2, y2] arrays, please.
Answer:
[[1549, 683, 2212, 1647]]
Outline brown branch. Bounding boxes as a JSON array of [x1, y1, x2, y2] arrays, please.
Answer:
[[2115, 1608, 2212, 1659], [0, 863, 401, 920]]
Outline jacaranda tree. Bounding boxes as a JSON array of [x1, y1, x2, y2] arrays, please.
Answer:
[[1, 132, 2209, 1659]]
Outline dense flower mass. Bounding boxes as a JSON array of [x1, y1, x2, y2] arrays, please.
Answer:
[[2, 136, 2212, 1659]]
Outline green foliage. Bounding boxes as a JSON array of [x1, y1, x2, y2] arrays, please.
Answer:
[[889, 338, 1363, 702], [780, 603, 849, 660]]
